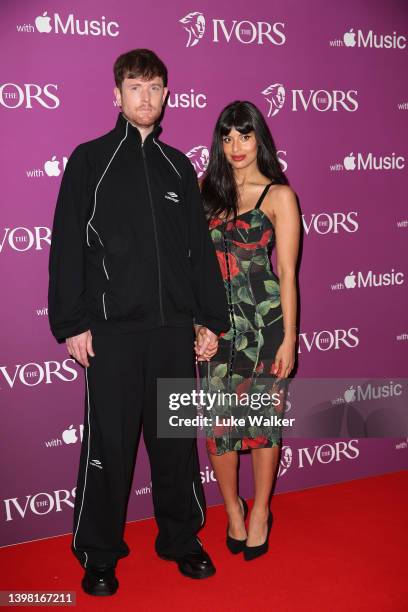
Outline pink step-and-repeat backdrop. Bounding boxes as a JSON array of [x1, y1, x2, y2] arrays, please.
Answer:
[[1, 0, 407, 547]]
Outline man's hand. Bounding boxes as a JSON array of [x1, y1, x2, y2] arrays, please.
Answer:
[[66, 330, 95, 368], [194, 326, 218, 361]]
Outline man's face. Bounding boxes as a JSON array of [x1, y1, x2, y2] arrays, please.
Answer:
[[114, 76, 168, 128]]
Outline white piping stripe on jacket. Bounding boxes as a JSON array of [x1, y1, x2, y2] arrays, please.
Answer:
[[72, 368, 91, 568], [86, 121, 129, 247], [153, 139, 181, 179], [102, 292, 107, 320], [88, 222, 104, 247], [102, 257, 109, 280], [192, 481, 205, 526]]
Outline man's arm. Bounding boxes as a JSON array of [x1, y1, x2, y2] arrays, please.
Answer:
[[185, 161, 229, 337], [48, 144, 93, 342]]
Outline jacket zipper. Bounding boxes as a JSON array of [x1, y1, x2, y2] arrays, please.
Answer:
[[141, 142, 165, 325]]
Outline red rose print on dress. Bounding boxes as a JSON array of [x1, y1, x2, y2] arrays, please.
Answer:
[[209, 217, 223, 229], [226, 219, 251, 231], [241, 435, 269, 450], [236, 378, 252, 400], [216, 251, 240, 280], [232, 228, 273, 250]]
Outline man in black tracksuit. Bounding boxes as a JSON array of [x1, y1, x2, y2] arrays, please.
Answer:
[[48, 49, 229, 596]]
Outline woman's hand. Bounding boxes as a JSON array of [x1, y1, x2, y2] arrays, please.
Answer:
[[272, 336, 296, 378], [194, 326, 218, 361]]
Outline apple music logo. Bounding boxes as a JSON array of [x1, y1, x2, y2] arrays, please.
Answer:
[[44, 424, 84, 449], [26, 155, 67, 179], [16, 11, 119, 37], [341, 381, 402, 404], [343, 28, 406, 49], [329, 28, 406, 50], [330, 270, 405, 291], [330, 152, 405, 172]]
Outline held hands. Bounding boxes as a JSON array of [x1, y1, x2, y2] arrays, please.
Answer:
[[194, 326, 218, 361], [66, 330, 95, 368]]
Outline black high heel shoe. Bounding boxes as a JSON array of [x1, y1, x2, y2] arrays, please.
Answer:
[[243, 510, 273, 561], [226, 496, 248, 554]]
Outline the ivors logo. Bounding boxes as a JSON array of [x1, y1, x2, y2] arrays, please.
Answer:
[[298, 440, 359, 468], [0, 359, 78, 390], [262, 84, 358, 117], [179, 12, 286, 47], [3, 488, 76, 521], [0, 83, 59, 109], [0, 227, 51, 253], [298, 328, 359, 353], [302, 212, 358, 235]]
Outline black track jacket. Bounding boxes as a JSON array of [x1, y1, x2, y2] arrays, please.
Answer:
[[48, 113, 229, 341]]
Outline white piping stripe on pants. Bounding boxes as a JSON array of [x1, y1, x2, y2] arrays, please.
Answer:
[[72, 368, 91, 568], [192, 481, 205, 527], [102, 292, 107, 320], [86, 121, 130, 247], [153, 139, 181, 179]]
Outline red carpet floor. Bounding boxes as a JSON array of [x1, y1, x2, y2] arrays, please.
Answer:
[[1, 471, 407, 611]]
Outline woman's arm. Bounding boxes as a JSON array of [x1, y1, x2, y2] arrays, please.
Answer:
[[264, 185, 300, 377]]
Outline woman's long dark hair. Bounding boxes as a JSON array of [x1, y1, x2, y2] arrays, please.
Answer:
[[201, 100, 288, 221]]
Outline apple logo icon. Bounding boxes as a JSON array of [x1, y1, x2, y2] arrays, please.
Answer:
[[343, 28, 356, 47], [344, 272, 357, 289], [62, 425, 78, 444], [44, 156, 61, 177], [344, 386, 356, 403], [35, 11, 52, 34], [343, 153, 356, 171]]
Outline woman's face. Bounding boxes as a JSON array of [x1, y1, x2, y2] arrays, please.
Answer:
[[222, 128, 258, 170]]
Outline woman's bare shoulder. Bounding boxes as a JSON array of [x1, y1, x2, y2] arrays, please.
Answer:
[[268, 184, 297, 204]]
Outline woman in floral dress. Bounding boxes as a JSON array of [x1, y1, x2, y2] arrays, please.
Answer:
[[199, 101, 300, 560]]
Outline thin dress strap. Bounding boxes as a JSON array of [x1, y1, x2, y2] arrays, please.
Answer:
[[255, 182, 274, 209]]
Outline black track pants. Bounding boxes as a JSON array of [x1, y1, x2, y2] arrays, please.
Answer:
[[71, 327, 205, 568]]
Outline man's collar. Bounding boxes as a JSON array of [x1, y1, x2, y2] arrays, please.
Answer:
[[115, 112, 162, 145]]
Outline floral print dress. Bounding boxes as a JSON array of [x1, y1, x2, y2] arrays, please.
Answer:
[[201, 183, 287, 455]]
